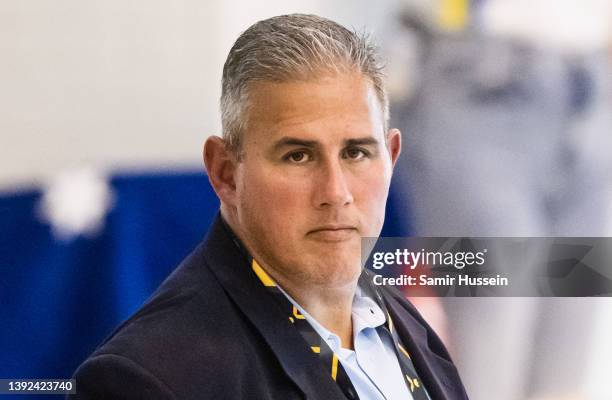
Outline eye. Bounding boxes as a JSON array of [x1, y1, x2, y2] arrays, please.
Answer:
[[284, 151, 311, 164], [343, 147, 369, 160]]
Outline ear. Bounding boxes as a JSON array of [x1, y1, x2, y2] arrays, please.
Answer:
[[203, 136, 239, 206], [386, 128, 402, 169]]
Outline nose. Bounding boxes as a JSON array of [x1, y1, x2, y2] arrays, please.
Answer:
[[313, 158, 354, 208]]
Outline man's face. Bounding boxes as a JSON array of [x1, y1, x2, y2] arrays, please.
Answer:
[[229, 71, 400, 289]]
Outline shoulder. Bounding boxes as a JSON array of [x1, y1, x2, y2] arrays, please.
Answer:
[[72, 242, 258, 398], [71, 353, 177, 400]]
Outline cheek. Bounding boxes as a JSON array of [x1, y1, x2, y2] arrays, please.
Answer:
[[352, 168, 391, 227], [354, 167, 391, 206], [239, 168, 308, 226]]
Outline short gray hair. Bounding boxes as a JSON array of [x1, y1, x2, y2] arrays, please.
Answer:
[[220, 13, 388, 157]]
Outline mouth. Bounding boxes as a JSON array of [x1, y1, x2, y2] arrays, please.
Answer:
[[307, 225, 358, 242]]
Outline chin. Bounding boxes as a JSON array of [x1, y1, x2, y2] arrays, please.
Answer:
[[307, 255, 362, 288]]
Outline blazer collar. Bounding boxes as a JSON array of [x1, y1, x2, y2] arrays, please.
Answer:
[[201, 214, 348, 399], [383, 291, 468, 400]]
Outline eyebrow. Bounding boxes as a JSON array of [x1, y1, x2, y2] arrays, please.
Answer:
[[272, 137, 318, 152], [345, 137, 379, 147], [272, 136, 380, 152]]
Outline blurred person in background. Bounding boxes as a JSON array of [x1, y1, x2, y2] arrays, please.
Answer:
[[387, 1, 612, 399]]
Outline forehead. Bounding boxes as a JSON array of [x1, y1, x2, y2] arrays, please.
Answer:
[[244, 72, 384, 143]]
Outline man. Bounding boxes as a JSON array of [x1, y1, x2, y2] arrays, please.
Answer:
[[72, 14, 467, 400]]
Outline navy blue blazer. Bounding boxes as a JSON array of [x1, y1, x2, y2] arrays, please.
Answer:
[[72, 214, 468, 399]]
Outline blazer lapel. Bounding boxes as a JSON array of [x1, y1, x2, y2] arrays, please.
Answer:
[[383, 292, 469, 400], [201, 215, 348, 400]]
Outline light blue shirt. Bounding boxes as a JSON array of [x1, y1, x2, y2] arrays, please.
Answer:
[[279, 286, 414, 400]]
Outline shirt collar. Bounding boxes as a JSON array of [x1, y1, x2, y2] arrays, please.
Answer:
[[276, 283, 387, 351]]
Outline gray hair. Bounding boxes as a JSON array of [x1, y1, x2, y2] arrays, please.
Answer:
[[220, 13, 388, 157]]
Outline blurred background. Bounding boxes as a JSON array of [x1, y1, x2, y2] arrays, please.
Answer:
[[1, 1, 612, 399]]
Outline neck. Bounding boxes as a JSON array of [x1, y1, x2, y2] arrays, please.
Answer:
[[280, 277, 357, 350]]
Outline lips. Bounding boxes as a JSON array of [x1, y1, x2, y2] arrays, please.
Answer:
[[307, 225, 358, 242]]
